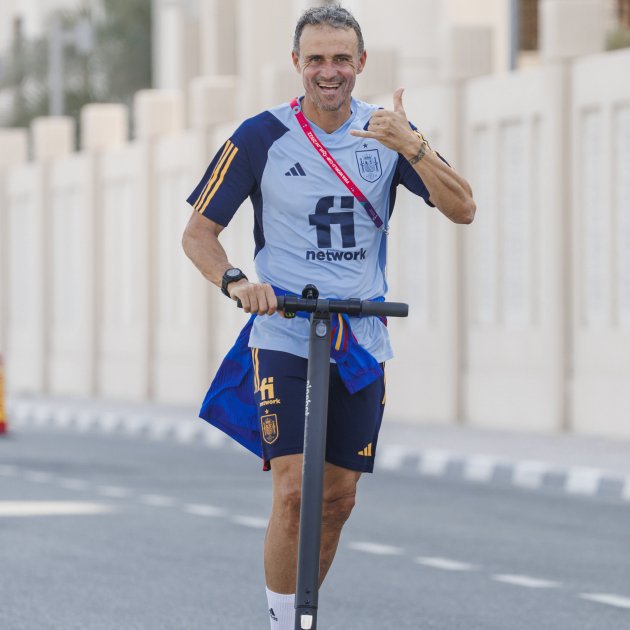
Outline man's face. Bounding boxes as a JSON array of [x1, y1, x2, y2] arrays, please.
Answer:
[[292, 25, 366, 113]]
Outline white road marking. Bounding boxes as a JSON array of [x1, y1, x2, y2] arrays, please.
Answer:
[[565, 467, 602, 495], [0, 465, 18, 476], [203, 428, 227, 448], [348, 542, 404, 556], [512, 461, 551, 489], [58, 478, 89, 491], [98, 413, 122, 433], [464, 456, 497, 482], [418, 450, 453, 476], [140, 494, 176, 507], [23, 470, 54, 483], [0, 501, 116, 517], [415, 557, 478, 571], [580, 593, 630, 609], [97, 486, 133, 498], [184, 504, 228, 518], [52, 408, 75, 428], [376, 445, 412, 471], [148, 423, 172, 441], [175, 423, 201, 443], [492, 574, 561, 589], [231, 515, 268, 529]]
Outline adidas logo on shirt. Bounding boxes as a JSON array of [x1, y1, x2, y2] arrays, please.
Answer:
[[358, 442, 373, 457], [285, 162, 306, 176]]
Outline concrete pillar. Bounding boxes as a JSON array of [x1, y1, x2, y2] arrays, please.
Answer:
[[0, 128, 28, 167], [31, 117, 75, 160], [259, 64, 304, 109], [440, 26, 494, 82], [236, 0, 296, 117], [189, 76, 238, 130], [353, 48, 398, 102], [134, 89, 185, 140], [152, 0, 200, 92], [540, 0, 611, 62], [80, 104, 128, 150], [199, 0, 237, 75], [0, 128, 29, 355], [344, 0, 443, 87]]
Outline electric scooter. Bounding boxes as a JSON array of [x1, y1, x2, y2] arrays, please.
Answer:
[[274, 285, 409, 630]]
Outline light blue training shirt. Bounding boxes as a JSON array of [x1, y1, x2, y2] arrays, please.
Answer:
[[186, 97, 439, 362]]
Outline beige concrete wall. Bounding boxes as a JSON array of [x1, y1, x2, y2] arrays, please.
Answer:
[[47, 152, 96, 396], [151, 130, 213, 404], [376, 84, 462, 425], [462, 64, 568, 433], [4, 161, 46, 393], [2, 15, 630, 439], [0, 128, 28, 356], [96, 141, 151, 400], [570, 49, 630, 438]]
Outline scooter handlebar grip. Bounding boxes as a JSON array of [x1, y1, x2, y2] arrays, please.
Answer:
[[361, 301, 409, 318]]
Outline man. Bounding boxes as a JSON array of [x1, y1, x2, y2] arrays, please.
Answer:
[[182, 5, 475, 628]]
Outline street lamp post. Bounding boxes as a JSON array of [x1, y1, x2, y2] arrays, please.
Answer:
[[48, 17, 94, 116]]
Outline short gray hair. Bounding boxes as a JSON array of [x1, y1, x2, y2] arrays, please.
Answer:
[[293, 4, 365, 56]]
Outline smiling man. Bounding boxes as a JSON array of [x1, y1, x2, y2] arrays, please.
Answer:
[[182, 4, 474, 629]]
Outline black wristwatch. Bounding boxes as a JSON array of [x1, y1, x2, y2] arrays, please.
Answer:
[[221, 267, 248, 297]]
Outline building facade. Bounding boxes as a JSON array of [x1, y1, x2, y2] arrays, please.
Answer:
[[1, 0, 629, 439]]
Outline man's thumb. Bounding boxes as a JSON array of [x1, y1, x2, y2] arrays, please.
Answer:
[[393, 87, 405, 112]]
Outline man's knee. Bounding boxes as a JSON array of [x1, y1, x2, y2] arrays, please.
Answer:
[[271, 455, 303, 531], [322, 488, 356, 529]]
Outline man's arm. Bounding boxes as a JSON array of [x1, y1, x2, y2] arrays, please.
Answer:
[[350, 87, 476, 224], [181, 211, 277, 314]]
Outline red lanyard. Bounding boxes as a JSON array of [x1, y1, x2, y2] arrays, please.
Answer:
[[290, 97, 387, 234]]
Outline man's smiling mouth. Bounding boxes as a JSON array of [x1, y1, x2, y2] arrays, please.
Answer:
[[317, 82, 342, 92]]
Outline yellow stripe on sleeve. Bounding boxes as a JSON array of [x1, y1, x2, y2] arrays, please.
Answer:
[[193, 141, 233, 212], [197, 144, 239, 214]]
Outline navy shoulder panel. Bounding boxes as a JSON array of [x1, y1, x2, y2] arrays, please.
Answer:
[[233, 111, 290, 183]]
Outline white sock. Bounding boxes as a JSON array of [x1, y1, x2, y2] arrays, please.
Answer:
[[266, 586, 295, 630]]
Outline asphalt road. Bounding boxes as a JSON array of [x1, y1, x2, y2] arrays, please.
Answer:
[[1, 428, 629, 630]]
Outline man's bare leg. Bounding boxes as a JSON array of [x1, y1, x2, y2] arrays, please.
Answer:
[[265, 454, 361, 593]]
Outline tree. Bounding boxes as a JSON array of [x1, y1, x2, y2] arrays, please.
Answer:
[[0, 0, 152, 131]]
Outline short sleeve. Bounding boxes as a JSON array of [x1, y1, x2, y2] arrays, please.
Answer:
[[186, 129, 257, 226]]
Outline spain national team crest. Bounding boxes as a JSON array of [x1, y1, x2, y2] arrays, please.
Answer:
[[261, 413, 279, 445], [355, 149, 382, 182]]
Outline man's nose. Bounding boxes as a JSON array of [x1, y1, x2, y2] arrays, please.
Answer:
[[318, 60, 339, 78]]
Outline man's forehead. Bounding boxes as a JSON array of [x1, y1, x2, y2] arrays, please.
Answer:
[[298, 24, 360, 55]]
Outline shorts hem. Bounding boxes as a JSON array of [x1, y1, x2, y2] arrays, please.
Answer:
[[263, 449, 375, 473], [324, 453, 376, 474]]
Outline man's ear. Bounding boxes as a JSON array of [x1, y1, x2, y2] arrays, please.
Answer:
[[291, 51, 301, 73], [357, 50, 367, 75]]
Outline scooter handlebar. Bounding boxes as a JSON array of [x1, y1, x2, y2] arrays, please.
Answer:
[[274, 295, 408, 318], [359, 300, 408, 318]]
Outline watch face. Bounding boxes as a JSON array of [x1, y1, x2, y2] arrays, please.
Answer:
[[226, 268, 241, 278]]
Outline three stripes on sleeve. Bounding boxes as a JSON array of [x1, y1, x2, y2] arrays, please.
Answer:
[[193, 140, 239, 214]]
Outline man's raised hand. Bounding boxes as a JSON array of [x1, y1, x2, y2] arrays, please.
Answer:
[[350, 87, 418, 155]]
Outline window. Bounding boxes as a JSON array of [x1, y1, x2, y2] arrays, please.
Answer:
[[520, 0, 539, 51]]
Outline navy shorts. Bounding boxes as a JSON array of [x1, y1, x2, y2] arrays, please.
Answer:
[[252, 348, 386, 473]]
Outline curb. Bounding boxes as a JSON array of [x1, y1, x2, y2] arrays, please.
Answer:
[[5, 397, 630, 503]]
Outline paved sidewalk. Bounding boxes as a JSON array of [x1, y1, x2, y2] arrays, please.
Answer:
[[4, 394, 630, 502]]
